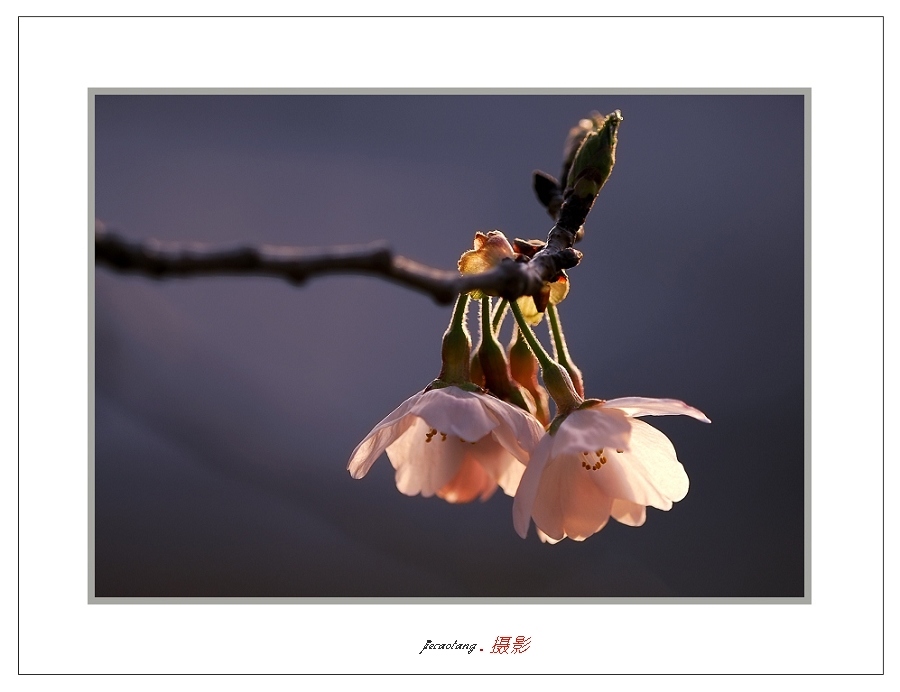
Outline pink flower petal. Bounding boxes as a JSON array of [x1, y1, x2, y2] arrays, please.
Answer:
[[610, 499, 647, 527], [537, 529, 563, 544], [466, 436, 525, 497], [528, 453, 613, 541], [512, 434, 554, 538], [479, 394, 545, 462], [437, 456, 499, 503], [604, 397, 710, 423], [347, 392, 421, 478], [621, 419, 689, 503], [551, 406, 632, 456], [409, 388, 498, 443], [596, 420, 688, 508], [387, 417, 469, 497]]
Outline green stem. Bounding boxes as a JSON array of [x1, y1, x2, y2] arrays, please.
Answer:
[[481, 296, 494, 342], [547, 305, 584, 397], [491, 299, 509, 334], [509, 302, 554, 370], [451, 291, 469, 327], [509, 301, 583, 414], [479, 297, 530, 412]]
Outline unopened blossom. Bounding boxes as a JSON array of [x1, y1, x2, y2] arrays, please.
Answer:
[[513, 397, 710, 542], [348, 386, 544, 503]]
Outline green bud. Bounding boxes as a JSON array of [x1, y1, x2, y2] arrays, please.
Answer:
[[540, 359, 582, 417], [565, 109, 622, 195], [509, 328, 551, 427], [477, 297, 533, 413], [437, 294, 473, 385]]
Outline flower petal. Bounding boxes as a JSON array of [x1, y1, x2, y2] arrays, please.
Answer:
[[409, 387, 498, 443], [458, 231, 515, 284], [454, 432, 524, 498], [548, 275, 569, 306], [620, 418, 690, 503], [595, 419, 689, 508], [604, 397, 711, 423], [512, 434, 554, 538], [515, 277, 569, 326], [537, 528, 563, 544], [551, 406, 632, 457], [387, 417, 469, 497], [610, 499, 647, 527], [529, 453, 613, 541], [347, 392, 421, 478], [458, 252, 493, 276], [437, 455, 499, 503], [478, 394, 545, 462], [515, 296, 544, 326]]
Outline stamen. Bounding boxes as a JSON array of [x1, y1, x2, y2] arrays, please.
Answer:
[[440, 432, 447, 442]]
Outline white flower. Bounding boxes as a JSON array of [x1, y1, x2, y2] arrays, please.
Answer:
[[513, 397, 710, 542], [348, 386, 545, 503]]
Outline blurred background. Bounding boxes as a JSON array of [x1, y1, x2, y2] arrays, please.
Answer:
[[93, 94, 804, 598]]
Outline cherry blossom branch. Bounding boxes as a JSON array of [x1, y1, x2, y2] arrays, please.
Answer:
[[94, 224, 581, 306], [95, 110, 621, 306]]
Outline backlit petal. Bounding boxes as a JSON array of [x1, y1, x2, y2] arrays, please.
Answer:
[[526, 454, 567, 540], [618, 418, 690, 503], [437, 456, 499, 503], [556, 459, 614, 540], [551, 406, 632, 456], [409, 387, 498, 442], [479, 394, 545, 462], [387, 417, 468, 497], [515, 296, 544, 326], [347, 392, 421, 478], [594, 419, 688, 508], [529, 454, 614, 541], [537, 529, 563, 544], [604, 397, 710, 423], [611, 499, 647, 527], [512, 434, 554, 538], [458, 433, 523, 497], [548, 275, 569, 306], [458, 231, 515, 276]]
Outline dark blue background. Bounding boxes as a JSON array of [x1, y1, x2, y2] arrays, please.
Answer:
[[93, 94, 804, 597]]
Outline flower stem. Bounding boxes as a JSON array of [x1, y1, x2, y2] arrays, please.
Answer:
[[547, 305, 585, 398], [479, 297, 531, 412], [509, 301, 583, 414], [491, 299, 509, 334]]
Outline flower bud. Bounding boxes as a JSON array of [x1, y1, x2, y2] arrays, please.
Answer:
[[509, 329, 551, 427], [437, 295, 473, 385], [560, 112, 606, 189], [565, 109, 622, 195], [476, 298, 534, 414]]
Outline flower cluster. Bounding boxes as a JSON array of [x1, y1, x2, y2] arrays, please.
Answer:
[[347, 111, 709, 542], [347, 228, 709, 543]]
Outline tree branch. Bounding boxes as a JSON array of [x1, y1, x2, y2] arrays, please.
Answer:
[[94, 224, 581, 306], [95, 110, 621, 306]]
